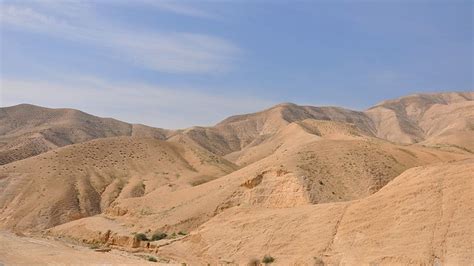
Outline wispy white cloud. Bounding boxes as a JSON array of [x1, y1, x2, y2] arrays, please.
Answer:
[[0, 1, 255, 127], [1, 5, 70, 31], [139, 0, 217, 19], [0, 76, 274, 128], [0, 2, 239, 73]]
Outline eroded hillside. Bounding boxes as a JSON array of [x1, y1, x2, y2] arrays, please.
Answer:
[[0, 91, 472, 265], [157, 159, 473, 265], [0, 137, 236, 230], [0, 104, 171, 165]]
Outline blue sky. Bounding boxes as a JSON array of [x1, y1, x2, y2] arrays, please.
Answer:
[[0, 0, 472, 128]]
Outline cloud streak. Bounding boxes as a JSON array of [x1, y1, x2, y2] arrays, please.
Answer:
[[0, 2, 239, 73], [140, 0, 217, 19]]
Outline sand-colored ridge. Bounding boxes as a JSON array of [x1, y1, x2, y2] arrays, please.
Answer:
[[156, 159, 474, 265], [0, 136, 236, 231], [0, 91, 472, 264], [365, 91, 474, 147], [178, 103, 376, 158], [2, 92, 471, 166], [0, 104, 171, 165], [45, 121, 470, 252], [176, 92, 473, 166]]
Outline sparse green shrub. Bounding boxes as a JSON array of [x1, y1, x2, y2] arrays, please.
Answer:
[[151, 232, 167, 241], [148, 256, 158, 262], [178, 231, 187, 236], [262, 255, 275, 264], [134, 233, 148, 241], [89, 244, 100, 249]]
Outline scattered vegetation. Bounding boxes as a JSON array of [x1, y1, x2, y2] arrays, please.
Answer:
[[262, 255, 275, 264], [151, 232, 167, 241], [147, 256, 158, 262], [134, 233, 148, 241], [140, 207, 153, 215], [313, 257, 325, 265], [89, 244, 100, 249], [178, 231, 187, 236]]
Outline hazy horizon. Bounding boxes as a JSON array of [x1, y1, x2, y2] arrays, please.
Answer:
[[2, 90, 472, 130]]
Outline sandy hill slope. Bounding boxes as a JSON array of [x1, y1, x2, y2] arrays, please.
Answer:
[[0, 91, 472, 264], [365, 91, 474, 149], [0, 104, 171, 165], [0, 137, 236, 231], [174, 92, 473, 166], [156, 159, 474, 265], [2, 92, 470, 167], [46, 120, 470, 250], [224, 119, 370, 166], [177, 103, 376, 158]]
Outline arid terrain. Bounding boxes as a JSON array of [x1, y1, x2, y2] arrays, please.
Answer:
[[0, 91, 473, 265]]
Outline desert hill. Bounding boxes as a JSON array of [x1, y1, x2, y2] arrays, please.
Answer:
[[0, 91, 472, 265], [176, 92, 473, 165], [156, 159, 473, 265], [0, 104, 171, 165], [45, 118, 470, 252], [0, 137, 236, 231], [2, 92, 471, 167], [177, 103, 376, 158], [366, 91, 474, 149]]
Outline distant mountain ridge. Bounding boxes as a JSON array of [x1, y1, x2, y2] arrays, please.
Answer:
[[181, 91, 473, 159], [365, 91, 473, 146], [1, 91, 472, 165], [0, 104, 171, 165]]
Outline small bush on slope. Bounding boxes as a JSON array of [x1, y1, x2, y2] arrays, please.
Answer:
[[262, 255, 275, 264], [134, 233, 148, 241], [147, 256, 157, 262], [151, 232, 167, 241]]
